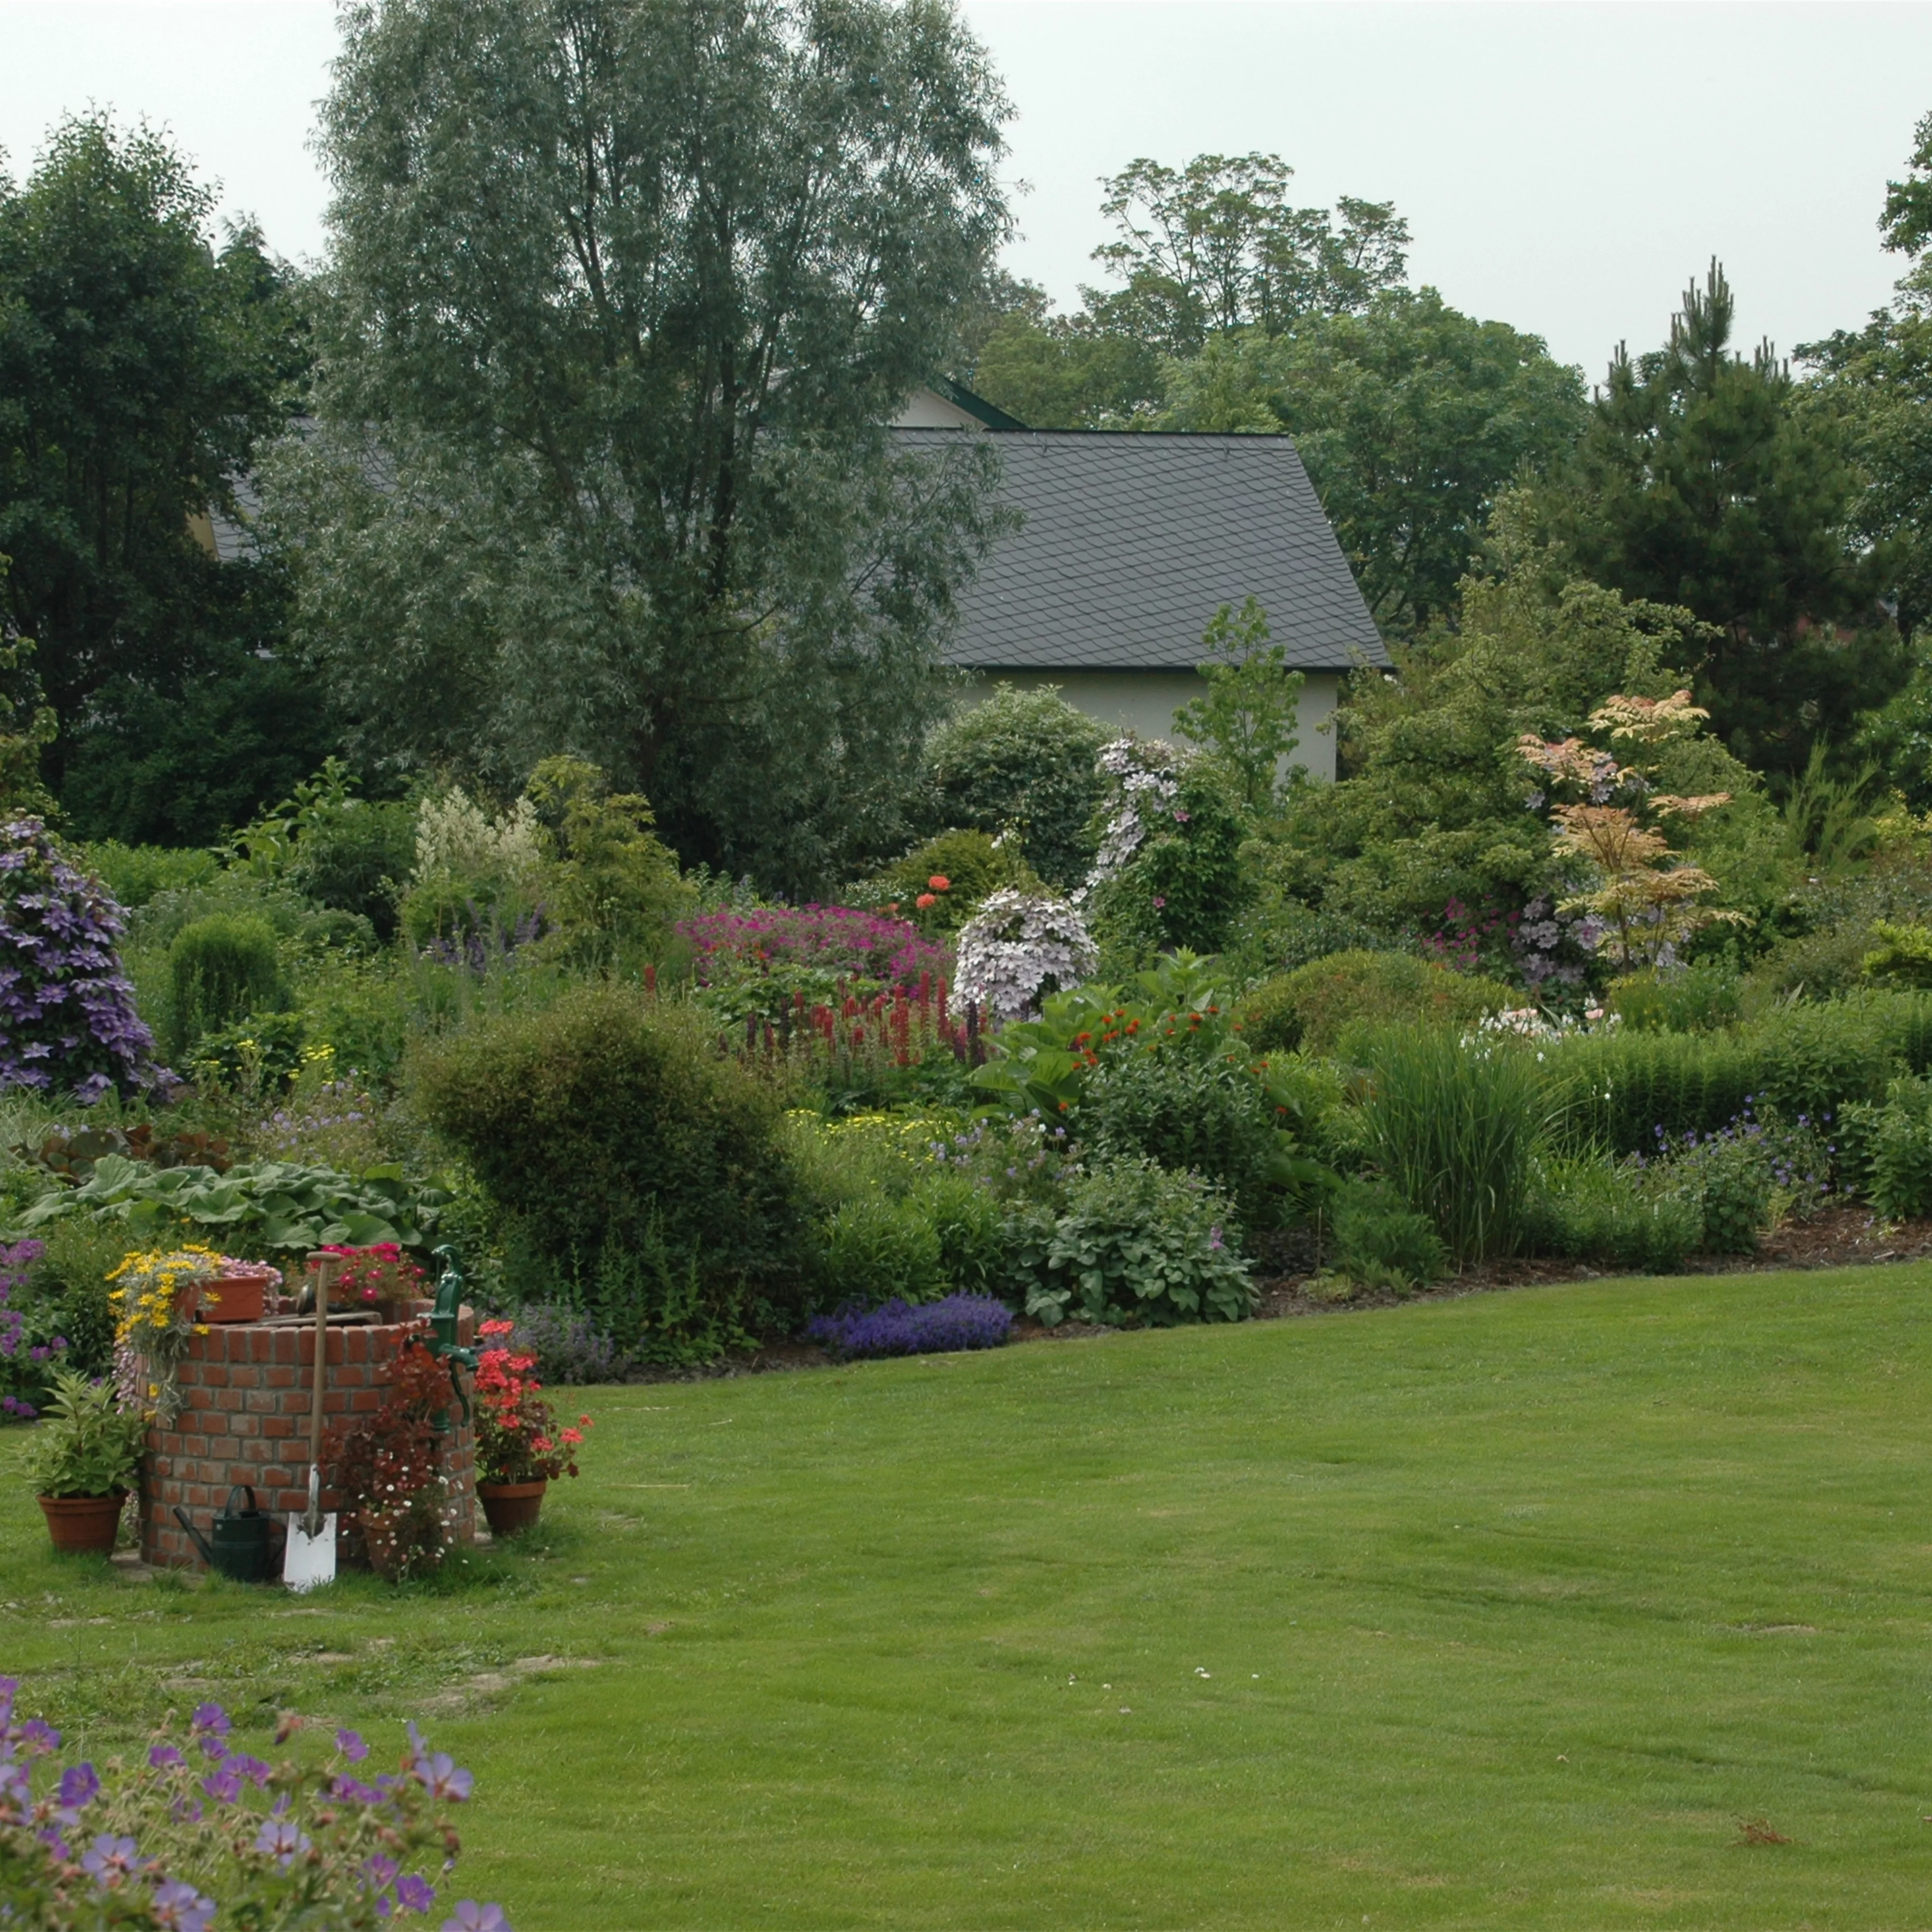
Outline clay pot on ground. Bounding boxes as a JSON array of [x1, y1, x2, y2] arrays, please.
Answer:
[[39, 1492, 126, 1555], [477, 1479, 547, 1536]]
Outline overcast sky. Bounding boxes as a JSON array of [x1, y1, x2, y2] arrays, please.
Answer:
[[1, 0, 1927, 378]]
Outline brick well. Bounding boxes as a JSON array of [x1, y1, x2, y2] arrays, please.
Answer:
[[140, 1309, 477, 1572]]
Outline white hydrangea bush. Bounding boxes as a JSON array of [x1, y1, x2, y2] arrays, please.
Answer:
[[952, 887, 1099, 1022]]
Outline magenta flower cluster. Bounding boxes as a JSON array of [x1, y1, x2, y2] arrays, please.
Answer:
[[0, 818, 167, 1102], [807, 1294, 1014, 1360], [679, 904, 944, 990], [0, 1680, 511, 1931]]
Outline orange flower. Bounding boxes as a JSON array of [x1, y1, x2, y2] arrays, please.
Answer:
[[927, 874, 951, 892], [915, 893, 937, 909]]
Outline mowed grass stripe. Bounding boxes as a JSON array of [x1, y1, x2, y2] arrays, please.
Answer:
[[7, 1266, 1932, 1926]]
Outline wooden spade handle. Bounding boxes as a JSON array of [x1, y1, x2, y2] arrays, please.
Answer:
[[306, 1253, 344, 1469]]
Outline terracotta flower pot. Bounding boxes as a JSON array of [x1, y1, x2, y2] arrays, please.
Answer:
[[39, 1492, 126, 1555], [477, 1479, 547, 1536], [203, 1266, 279, 1324]]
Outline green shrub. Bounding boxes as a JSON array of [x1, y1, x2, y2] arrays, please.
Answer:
[[861, 828, 1008, 933], [1085, 746, 1251, 964], [1247, 952, 1515, 1056], [1523, 1159, 1702, 1273], [167, 914, 288, 1055], [20, 1220, 132, 1377], [1017, 1157, 1253, 1328], [1858, 1077, 1932, 1220], [923, 684, 1108, 890], [1681, 1136, 1774, 1253], [78, 842, 219, 911], [1328, 1179, 1449, 1291], [571, 1217, 753, 1367], [1607, 964, 1741, 1033], [1362, 1028, 1544, 1266], [817, 1196, 946, 1308], [410, 985, 803, 1321], [1546, 996, 1928, 1156], [288, 798, 416, 940], [186, 1012, 309, 1097], [1229, 896, 1395, 984], [914, 1169, 1007, 1297], [1083, 1047, 1283, 1223]]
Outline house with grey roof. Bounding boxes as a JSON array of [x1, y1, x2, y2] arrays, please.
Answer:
[[891, 398, 1388, 781], [202, 386, 1386, 780]]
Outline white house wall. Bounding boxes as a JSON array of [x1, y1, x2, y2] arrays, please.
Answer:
[[960, 669, 1342, 784]]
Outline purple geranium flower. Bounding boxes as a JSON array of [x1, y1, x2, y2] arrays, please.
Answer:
[[57, 1762, 99, 1810], [254, 1815, 311, 1867], [148, 1744, 184, 1769], [81, 1832, 140, 1889], [441, 1904, 511, 1932], [394, 1872, 436, 1913], [411, 1749, 473, 1804], [337, 1726, 369, 1762], [151, 1876, 217, 1932]]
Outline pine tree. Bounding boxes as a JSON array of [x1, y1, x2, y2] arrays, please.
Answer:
[[1553, 263, 1901, 776]]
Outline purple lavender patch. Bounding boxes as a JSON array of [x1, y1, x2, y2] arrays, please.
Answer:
[[807, 1294, 1013, 1362]]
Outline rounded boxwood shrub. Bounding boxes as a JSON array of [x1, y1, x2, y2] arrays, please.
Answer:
[[1243, 951, 1515, 1055], [410, 984, 804, 1320], [168, 912, 288, 1054]]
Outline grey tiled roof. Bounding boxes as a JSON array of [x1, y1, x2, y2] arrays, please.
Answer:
[[895, 428, 1388, 673]]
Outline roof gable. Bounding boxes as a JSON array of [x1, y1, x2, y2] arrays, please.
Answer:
[[896, 428, 1388, 674]]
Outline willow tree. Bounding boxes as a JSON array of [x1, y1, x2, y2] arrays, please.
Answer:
[[278, 0, 1010, 889]]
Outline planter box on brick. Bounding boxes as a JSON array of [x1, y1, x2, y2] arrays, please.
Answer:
[[140, 1311, 478, 1572]]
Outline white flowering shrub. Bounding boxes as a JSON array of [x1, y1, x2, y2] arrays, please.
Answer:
[[952, 888, 1098, 1022], [412, 789, 542, 886], [1081, 737, 1182, 896]]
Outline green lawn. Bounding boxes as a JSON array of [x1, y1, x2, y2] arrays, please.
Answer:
[[9, 1267, 1932, 1928]]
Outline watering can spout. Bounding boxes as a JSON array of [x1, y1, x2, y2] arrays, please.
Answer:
[[172, 1506, 216, 1568]]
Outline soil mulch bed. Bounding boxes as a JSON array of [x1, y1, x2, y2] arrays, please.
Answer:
[[628, 1205, 1932, 1383]]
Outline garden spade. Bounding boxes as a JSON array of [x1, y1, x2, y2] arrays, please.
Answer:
[[284, 1253, 341, 1591]]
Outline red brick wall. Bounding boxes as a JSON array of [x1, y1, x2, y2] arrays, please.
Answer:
[[141, 1310, 477, 1571]]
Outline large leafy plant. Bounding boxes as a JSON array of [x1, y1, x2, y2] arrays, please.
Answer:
[[22, 1367, 146, 1498], [15, 1159, 447, 1252], [1018, 1157, 1254, 1328]]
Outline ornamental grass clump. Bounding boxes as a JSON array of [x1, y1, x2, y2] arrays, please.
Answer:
[[0, 817, 165, 1102], [807, 1293, 1013, 1360], [0, 1679, 510, 1930], [1361, 1027, 1545, 1267], [472, 1320, 590, 1485]]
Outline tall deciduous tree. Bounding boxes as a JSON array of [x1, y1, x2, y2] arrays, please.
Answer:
[[1158, 291, 1587, 637], [1553, 263, 1900, 777], [1805, 111, 1932, 643], [968, 151, 1407, 428], [0, 115, 306, 808], [1089, 153, 1407, 356], [280, 0, 1011, 893]]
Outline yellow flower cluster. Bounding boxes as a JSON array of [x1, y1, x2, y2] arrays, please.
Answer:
[[107, 1244, 226, 1347]]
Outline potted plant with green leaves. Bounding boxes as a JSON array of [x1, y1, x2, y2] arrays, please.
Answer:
[[28, 1367, 148, 1554], [471, 1320, 589, 1535]]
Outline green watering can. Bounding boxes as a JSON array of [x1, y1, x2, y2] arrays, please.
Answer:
[[175, 1484, 276, 1582]]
